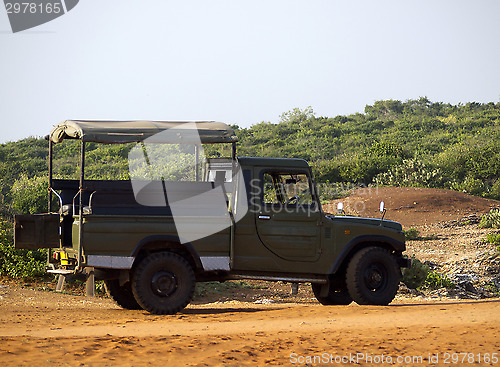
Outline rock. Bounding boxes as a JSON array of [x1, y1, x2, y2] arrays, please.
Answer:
[[254, 298, 275, 304], [423, 260, 439, 270]]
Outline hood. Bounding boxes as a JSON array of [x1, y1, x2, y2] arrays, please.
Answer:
[[329, 215, 403, 231]]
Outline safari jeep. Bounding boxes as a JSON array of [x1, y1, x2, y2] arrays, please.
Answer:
[[14, 120, 410, 314]]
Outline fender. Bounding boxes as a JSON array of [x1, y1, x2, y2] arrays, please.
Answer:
[[131, 235, 203, 270], [328, 235, 405, 274]]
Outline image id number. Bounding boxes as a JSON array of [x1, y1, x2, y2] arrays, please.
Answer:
[[443, 353, 498, 364], [5, 2, 62, 14]]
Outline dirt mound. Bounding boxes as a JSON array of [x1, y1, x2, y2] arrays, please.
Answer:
[[324, 186, 500, 228]]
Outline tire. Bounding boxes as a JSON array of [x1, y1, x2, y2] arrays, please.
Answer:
[[131, 252, 195, 315], [346, 247, 400, 306], [312, 278, 352, 305], [104, 279, 142, 310]]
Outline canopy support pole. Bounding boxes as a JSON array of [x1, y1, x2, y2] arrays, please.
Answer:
[[77, 140, 85, 271], [48, 139, 53, 212]]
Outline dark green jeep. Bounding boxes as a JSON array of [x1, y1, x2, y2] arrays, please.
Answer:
[[15, 120, 409, 314]]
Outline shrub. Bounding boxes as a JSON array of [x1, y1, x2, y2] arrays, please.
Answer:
[[488, 180, 500, 200], [479, 209, 500, 229], [402, 256, 429, 289], [374, 158, 445, 188], [0, 221, 47, 279], [451, 176, 486, 196], [10, 174, 49, 215], [402, 255, 454, 290], [404, 228, 420, 240], [424, 271, 454, 290], [484, 233, 500, 245]]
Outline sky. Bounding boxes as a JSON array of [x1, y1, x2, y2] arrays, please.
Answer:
[[1, 0, 499, 143]]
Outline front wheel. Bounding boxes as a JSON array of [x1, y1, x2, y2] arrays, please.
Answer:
[[131, 252, 195, 315], [346, 247, 400, 305]]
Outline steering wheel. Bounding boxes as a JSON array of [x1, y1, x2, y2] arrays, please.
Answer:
[[286, 195, 300, 205]]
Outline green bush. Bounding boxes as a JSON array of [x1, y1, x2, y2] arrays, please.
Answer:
[[374, 159, 445, 188], [402, 255, 454, 290], [488, 180, 500, 200], [404, 228, 420, 240], [402, 256, 429, 289], [479, 209, 500, 229], [451, 176, 486, 196], [0, 221, 47, 279], [484, 233, 500, 245], [10, 174, 49, 214], [424, 271, 454, 290]]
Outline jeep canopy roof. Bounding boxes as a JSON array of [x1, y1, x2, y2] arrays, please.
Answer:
[[49, 120, 239, 144]]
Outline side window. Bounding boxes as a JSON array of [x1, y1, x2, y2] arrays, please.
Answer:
[[263, 173, 279, 204], [262, 172, 314, 205]]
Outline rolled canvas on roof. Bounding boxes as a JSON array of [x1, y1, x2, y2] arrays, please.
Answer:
[[49, 120, 238, 144]]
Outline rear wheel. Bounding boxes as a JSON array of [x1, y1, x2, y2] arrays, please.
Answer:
[[132, 252, 195, 315], [312, 278, 352, 305], [346, 247, 400, 305], [104, 279, 142, 310]]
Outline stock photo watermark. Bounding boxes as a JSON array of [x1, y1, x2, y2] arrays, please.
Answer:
[[3, 0, 79, 33], [290, 351, 499, 365]]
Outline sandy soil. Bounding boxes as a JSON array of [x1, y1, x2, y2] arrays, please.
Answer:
[[1, 187, 500, 366], [1, 285, 499, 366]]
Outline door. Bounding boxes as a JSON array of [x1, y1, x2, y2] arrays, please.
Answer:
[[14, 213, 60, 249], [255, 170, 321, 261]]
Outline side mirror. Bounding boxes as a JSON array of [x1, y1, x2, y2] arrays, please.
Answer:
[[337, 202, 344, 215], [379, 201, 386, 223]]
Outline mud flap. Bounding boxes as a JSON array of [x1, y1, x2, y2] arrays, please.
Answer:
[[14, 213, 60, 249], [319, 281, 330, 297]]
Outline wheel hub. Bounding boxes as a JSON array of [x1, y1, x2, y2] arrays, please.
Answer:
[[365, 265, 385, 290], [151, 271, 177, 297]]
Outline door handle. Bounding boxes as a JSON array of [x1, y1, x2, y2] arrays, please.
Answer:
[[258, 215, 271, 220]]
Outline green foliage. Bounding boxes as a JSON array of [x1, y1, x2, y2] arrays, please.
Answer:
[[10, 174, 49, 214], [451, 176, 486, 196], [374, 159, 445, 188], [0, 221, 47, 279], [424, 271, 454, 290], [484, 233, 500, 245], [1, 99, 500, 214], [479, 209, 500, 229], [402, 255, 454, 290], [402, 256, 428, 289], [404, 228, 420, 240]]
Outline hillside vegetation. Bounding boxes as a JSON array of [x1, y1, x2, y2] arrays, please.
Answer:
[[1, 97, 500, 217]]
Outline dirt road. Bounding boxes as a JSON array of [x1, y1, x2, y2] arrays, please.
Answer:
[[0, 285, 499, 366]]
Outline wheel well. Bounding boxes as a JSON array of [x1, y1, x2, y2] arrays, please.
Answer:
[[133, 240, 202, 272]]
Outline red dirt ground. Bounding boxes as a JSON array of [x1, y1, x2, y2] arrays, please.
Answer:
[[323, 186, 500, 228]]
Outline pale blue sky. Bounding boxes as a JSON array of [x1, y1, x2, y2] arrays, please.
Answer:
[[1, 0, 499, 143]]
